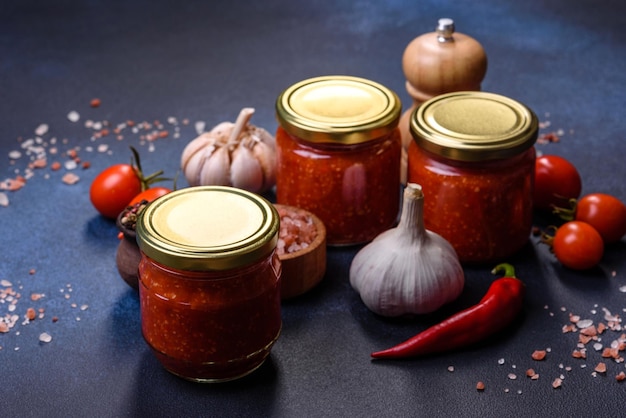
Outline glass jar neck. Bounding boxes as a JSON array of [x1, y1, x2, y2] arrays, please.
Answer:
[[279, 126, 395, 152]]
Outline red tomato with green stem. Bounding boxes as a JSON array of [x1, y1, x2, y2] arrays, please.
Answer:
[[547, 221, 604, 270], [90, 147, 170, 219], [534, 155, 582, 211], [554, 193, 626, 244], [90, 164, 142, 219]]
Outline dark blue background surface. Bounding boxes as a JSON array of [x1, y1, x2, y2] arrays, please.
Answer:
[[1, 1, 625, 417]]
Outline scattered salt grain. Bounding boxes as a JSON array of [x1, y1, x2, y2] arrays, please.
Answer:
[[62, 173, 80, 185], [195, 121, 206, 135], [35, 124, 49, 136], [594, 362, 607, 373], [0, 192, 8, 207], [8, 150, 21, 159], [39, 332, 52, 343], [67, 111, 80, 122], [64, 160, 78, 170]]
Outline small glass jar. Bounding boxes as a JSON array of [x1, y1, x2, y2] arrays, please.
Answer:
[[135, 186, 282, 382], [275, 75, 402, 245], [407, 91, 538, 264]]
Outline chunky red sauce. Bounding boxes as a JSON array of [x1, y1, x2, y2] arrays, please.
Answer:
[[407, 141, 535, 264], [138, 252, 281, 382], [275, 127, 401, 245]]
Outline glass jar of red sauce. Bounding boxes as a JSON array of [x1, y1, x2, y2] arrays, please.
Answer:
[[407, 91, 538, 264], [275, 75, 402, 245], [135, 186, 282, 382]]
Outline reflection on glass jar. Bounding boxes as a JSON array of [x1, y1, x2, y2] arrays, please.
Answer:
[[276, 128, 401, 245]]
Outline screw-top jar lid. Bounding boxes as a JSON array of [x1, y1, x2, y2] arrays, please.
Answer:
[[276, 75, 401, 145], [136, 186, 279, 271], [410, 91, 538, 161]]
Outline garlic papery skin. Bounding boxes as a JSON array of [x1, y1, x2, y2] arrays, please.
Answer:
[[349, 183, 464, 317], [181, 107, 277, 193]]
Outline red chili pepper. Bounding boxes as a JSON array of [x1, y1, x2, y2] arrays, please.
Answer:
[[371, 263, 525, 359]]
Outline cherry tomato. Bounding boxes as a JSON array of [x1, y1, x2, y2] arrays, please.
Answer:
[[534, 155, 582, 211], [574, 193, 626, 244], [90, 164, 142, 219], [129, 187, 172, 206], [552, 221, 604, 270]]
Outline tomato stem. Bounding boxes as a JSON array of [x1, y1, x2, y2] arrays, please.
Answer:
[[551, 198, 578, 221], [129, 145, 172, 191], [539, 225, 558, 250]]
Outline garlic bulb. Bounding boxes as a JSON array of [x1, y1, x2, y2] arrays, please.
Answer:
[[349, 183, 464, 317], [181, 107, 276, 193]]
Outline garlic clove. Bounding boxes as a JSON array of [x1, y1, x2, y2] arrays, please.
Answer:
[[210, 122, 234, 145], [181, 133, 212, 172], [230, 144, 264, 192], [200, 145, 231, 186], [251, 139, 277, 191], [181, 134, 217, 186]]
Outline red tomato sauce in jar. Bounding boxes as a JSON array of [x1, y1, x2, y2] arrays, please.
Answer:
[[275, 76, 402, 245], [139, 253, 281, 381], [275, 127, 401, 245], [407, 92, 538, 264], [135, 186, 282, 382]]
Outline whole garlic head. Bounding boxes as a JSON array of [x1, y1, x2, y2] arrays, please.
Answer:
[[181, 108, 276, 193], [349, 183, 464, 317]]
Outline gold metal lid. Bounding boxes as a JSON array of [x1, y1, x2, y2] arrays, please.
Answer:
[[276, 75, 401, 145], [410, 91, 538, 161], [136, 186, 279, 271]]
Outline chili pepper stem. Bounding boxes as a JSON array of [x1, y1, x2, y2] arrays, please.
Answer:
[[491, 263, 516, 277]]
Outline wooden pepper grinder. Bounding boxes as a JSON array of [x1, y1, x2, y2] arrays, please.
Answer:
[[399, 18, 487, 183]]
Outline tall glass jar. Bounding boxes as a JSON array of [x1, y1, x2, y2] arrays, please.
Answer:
[[407, 91, 538, 264], [275, 75, 402, 245], [135, 186, 282, 382]]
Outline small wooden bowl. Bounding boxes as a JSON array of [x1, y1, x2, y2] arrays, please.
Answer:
[[274, 204, 327, 299]]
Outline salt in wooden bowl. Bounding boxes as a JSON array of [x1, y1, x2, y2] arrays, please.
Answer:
[[274, 204, 327, 299]]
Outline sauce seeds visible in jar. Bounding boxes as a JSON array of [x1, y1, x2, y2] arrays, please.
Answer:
[[407, 91, 538, 264], [275, 76, 402, 245]]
